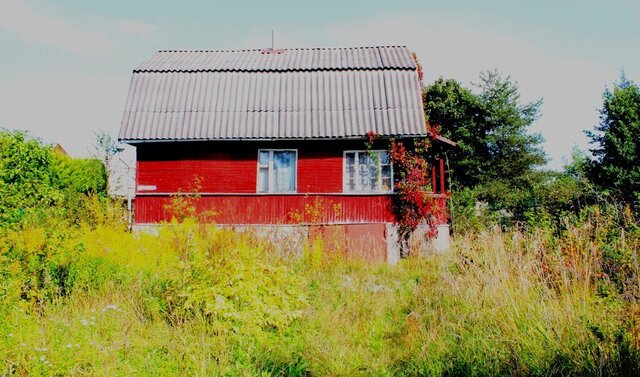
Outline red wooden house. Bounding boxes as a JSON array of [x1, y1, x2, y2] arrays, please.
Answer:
[[118, 46, 452, 262]]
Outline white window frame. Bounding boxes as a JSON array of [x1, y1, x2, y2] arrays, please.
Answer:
[[257, 149, 298, 193], [343, 150, 393, 193]]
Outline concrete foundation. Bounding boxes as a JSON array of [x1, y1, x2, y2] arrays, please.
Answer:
[[132, 222, 451, 264], [433, 224, 451, 252]]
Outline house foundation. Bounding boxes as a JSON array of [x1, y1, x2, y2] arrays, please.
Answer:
[[132, 222, 450, 265]]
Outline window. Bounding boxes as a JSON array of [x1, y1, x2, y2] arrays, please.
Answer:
[[257, 150, 297, 193], [344, 150, 393, 193]]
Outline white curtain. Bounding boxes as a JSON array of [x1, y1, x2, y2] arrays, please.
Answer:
[[273, 151, 295, 192]]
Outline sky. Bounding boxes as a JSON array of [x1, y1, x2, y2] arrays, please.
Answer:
[[1, 0, 638, 170]]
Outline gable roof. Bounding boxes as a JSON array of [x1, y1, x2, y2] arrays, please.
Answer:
[[118, 46, 426, 143]]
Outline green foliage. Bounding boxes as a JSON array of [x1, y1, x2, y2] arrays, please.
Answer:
[[51, 153, 107, 195], [156, 220, 307, 334], [425, 72, 546, 190], [1, 209, 639, 375], [586, 74, 640, 208], [0, 129, 109, 229], [0, 224, 76, 314], [476, 71, 546, 180], [423, 77, 483, 188], [0, 130, 62, 225], [451, 163, 598, 233], [425, 72, 552, 227]]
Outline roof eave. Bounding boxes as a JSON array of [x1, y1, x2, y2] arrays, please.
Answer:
[[118, 134, 429, 145]]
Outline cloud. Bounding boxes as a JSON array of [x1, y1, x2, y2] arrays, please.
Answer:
[[116, 19, 155, 35], [0, 0, 115, 55]]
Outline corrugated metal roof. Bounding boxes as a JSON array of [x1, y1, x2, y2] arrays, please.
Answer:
[[135, 46, 416, 72], [119, 46, 426, 142]]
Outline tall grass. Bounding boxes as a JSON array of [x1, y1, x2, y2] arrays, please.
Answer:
[[1, 208, 639, 375]]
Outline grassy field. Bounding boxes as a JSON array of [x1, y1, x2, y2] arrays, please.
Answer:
[[1, 211, 640, 376]]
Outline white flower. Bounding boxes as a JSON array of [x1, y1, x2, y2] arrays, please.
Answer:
[[341, 275, 355, 290], [81, 319, 88, 326]]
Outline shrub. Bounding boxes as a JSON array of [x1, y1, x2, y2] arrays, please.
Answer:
[[155, 221, 308, 334]]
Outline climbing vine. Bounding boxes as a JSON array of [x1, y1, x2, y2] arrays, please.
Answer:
[[364, 131, 442, 254], [389, 138, 438, 238]]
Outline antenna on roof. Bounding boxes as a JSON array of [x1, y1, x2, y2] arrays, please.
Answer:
[[261, 30, 285, 54]]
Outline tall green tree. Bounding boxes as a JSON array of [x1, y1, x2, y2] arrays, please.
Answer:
[[475, 71, 546, 183], [586, 75, 640, 206], [425, 71, 546, 191], [424, 71, 547, 222], [423, 77, 483, 188]]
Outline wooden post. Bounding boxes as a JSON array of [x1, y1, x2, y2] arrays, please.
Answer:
[[439, 158, 446, 193], [431, 166, 437, 193]]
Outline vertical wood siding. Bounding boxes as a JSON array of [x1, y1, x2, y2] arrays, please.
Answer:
[[136, 140, 351, 194], [134, 140, 449, 225], [135, 194, 448, 225]]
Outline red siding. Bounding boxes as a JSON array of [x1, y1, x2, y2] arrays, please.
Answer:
[[297, 149, 342, 193], [137, 144, 256, 193], [134, 194, 448, 225], [136, 141, 350, 194], [133, 140, 449, 226], [138, 159, 256, 193]]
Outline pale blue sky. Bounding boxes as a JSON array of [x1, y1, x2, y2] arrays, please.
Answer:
[[1, 0, 638, 169]]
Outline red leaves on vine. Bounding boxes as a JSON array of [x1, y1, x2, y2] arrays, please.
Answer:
[[366, 130, 378, 144], [412, 52, 424, 84], [390, 140, 437, 233]]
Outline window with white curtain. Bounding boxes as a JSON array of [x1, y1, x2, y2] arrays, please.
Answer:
[[257, 150, 297, 193], [344, 150, 393, 193]]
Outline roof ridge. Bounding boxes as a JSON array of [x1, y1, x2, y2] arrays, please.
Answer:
[[132, 66, 416, 74], [157, 45, 408, 53]]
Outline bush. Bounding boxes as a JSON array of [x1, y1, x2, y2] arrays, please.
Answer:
[[153, 221, 308, 333]]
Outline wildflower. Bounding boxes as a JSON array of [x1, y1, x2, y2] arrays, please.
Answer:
[[341, 275, 355, 290], [35, 347, 48, 352], [366, 283, 388, 293], [81, 318, 88, 326]]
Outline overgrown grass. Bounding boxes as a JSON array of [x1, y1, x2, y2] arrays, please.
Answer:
[[1, 209, 639, 375]]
